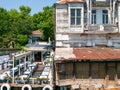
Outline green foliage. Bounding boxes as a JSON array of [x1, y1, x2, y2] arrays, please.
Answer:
[[0, 5, 54, 49], [19, 5, 31, 16], [17, 34, 28, 46], [32, 6, 54, 40], [0, 8, 9, 35]]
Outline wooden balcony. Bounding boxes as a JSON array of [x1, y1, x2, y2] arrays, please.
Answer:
[[84, 24, 118, 34]]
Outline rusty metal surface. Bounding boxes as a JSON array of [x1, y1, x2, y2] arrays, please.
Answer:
[[55, 47, 120, 61], [55, 0, 84, 4]]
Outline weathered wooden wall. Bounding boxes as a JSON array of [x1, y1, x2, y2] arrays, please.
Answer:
[[56, 61, 120, 80], [55, 2, 120, 48]]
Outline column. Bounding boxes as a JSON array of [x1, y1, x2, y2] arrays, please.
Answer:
[[24, 56, 26, 71], [33, 51, 35, 61], [41, 52, 43, 62], [12, 56, 15, 84], [118, 3, 120, 33], [81, 4, 84, 33], [19, 59, 20, 75]]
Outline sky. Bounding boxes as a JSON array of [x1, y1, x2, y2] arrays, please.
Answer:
[[0, 0, 58, 15]]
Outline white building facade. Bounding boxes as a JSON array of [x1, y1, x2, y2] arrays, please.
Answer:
[[55, 0, 120, 48]]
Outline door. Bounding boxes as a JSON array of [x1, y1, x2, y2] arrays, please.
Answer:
[[107, 62, 116, 80]]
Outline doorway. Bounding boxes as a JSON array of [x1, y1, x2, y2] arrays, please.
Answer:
[[107, 62, 116, 80]]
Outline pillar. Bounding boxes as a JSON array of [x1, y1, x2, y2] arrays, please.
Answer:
[[33, 51, 35, 61], [24, 56, 26, 71], [118, 3, 120, 33], [19, 59, 20, 75], [41, 52, 43, 62]]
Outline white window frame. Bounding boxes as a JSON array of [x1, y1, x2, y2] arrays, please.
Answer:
[[102, 10, 108, 24], [70, 7, 82, 26], [92, 10, 96, 24]]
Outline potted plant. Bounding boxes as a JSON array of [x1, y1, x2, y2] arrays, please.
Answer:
[[42, 78, 49, 84], [23, 77, 29, 84], [4, 76, 11, 83], [15, 76, 20, 80], [36, 77, 42, 84], [15, 76, 21, 84]]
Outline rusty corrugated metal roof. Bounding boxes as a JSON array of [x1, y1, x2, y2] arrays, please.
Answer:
[[55, 47, 120, 61], [56, 0, 84, 4]]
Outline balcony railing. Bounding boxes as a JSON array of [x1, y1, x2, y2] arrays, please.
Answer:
[[84, 24, 118, 33]]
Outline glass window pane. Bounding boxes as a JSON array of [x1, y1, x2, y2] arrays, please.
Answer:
[[71, 18, 75, 25], [106, 15, 108, 23], [92, 10, 96, 13], [94, 15, 96, 24], [103, 15, 105, 24], [71, 9, 75, 17], [76, 17, 81, 25], [103, 10, 108, 13], [77, 9, 81, 16]]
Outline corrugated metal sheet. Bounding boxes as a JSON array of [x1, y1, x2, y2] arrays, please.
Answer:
[[55, 47, 120, 61], [56, 0, 84, 4]]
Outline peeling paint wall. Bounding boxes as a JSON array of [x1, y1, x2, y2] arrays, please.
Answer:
[[55, 1, 120, 48]]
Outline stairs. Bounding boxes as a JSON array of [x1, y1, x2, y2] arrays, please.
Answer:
[[32, 63, 44, 78]]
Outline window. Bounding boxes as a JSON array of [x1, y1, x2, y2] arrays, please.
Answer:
[[70, 9, 81, 25], [102, 10, 108, 24], [92, 10, 96, 24]]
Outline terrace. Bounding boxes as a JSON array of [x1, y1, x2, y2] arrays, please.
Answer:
[[0, 50, 53, 87]]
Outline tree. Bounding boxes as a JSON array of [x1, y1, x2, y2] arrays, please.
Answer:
[[32, 6, 54, 41], [19, 5, 31, 16], [17, 34, 28, 46], [0, 5, 55, 49], [0, 8, 9, 35]]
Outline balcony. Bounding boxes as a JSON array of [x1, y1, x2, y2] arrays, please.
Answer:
[[84, 24, 118, 34], [92, 0, 110, 7]]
